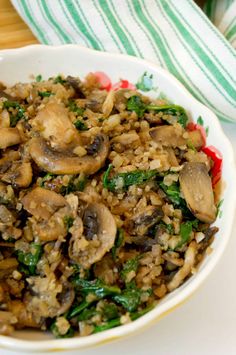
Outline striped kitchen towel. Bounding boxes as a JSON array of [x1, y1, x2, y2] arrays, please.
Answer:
[[11, 0, 236, 122]]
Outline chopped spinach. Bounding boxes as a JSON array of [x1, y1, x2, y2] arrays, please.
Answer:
[[54, 75, 66, 84], [126, 95, 146, 118], [103, 303, 119, 321], [93, 318, 121, 333], [38, 91, 54, 98], [103, 165, 157, 192], [175, 220, 199, 249], [74, 119, 88, 131], [197, 115, 209, 136], [197, 116, 204, 126], [68, 300, 92, 319], [41, 174, 87, 194], [63, 216, 74, 231], [126, 95, 188, 127], [68, 100, 85, 116], [176, 221, 193, 249], [77, 307, 98, 321], [35, 74, 42, 82], [72, 278, 121, 298], [113, 288, 141, 312], [159, 181, 193, 217], [120, 256, 140, 284], [62, 176, 87, 194], [159, 182, 182, 205], [159, 221, 174, 235], [17, 243, 42, 275], [3, 100, 26, 127], [93, 305, 154, 333], [111, 228, 124, 260]]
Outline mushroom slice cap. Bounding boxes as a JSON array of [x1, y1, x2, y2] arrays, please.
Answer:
[[0, 258, 18, 279], [69, 203, 117, 268], [150, 125, 186, 148], [188, 130, 205, 150], [32, 102, 81, 149], [29, 134, 109, 175], [22, 187, 67, 220], [8, 300, 41, 329], [2, 162, 32, 188], [0, 128, 21, 149], [125, 206, 164, 236], [179, 162, 217, 223], [150, 126, 205, 150], [31, 205, 70, 242]]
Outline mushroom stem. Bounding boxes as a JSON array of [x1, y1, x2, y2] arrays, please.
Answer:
[[0, 128, 22, 149]]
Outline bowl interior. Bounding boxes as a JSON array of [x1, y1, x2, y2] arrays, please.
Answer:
[[0, 45, 235, 351]]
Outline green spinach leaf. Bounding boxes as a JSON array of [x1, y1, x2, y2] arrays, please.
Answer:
[[103, 165, 157, 192], [72, 278, 121, 298], [17, 243, 42, 275], [3, 100, 26, 127]]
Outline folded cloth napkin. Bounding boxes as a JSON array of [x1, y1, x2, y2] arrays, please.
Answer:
[[11, 0, 236, 122]]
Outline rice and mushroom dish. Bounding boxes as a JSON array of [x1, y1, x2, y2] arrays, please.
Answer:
[[0, 72, 222, 337]]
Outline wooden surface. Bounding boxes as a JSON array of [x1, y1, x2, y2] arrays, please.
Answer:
[[0, 0, 38, 49], [0, 0, 205, 50]]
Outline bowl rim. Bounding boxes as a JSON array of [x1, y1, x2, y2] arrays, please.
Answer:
[[0, 44, 236, 352]]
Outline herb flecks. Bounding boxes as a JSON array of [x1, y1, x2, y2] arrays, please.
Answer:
[[3, 100, 26, 127], [74, 119, 88, 131], [17, 243, 42, 275], [103, 165, 157, 192], [38, 91, 54, 98], [127, 95, 188, 127], [68, 100, 85, 116]]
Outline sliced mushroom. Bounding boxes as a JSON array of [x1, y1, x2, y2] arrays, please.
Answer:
[[188, 130, 205, 150], [32, 102, 81, 150], [31, 206, 69, 242], [2, 162, 32, 188], [102, 90, 115, 117], [0, 205, 15, 224], [0, 258, 18, 279], [150, 125, 205, 150], [8, 300, 41, 329], [56, 284, 75, 316], [0, 109, 10, 128], [125, 206, 164, 236], [69, 203, 117, 268], [0, 311, 17, 324], [21, 187, 67, 220], [167, 242, 197, 292], [86, 90, 107, 112], [150, 125, 186, 148], [0, 310, 17, 335], [179, 162, 217, 223], [26, 275, 75, 319], [0, 128, 22, 149], [29, 133, 109, 175], [0, 86, 16, 101], [0, 150, 20, 173], [66, 76, 85, 98]]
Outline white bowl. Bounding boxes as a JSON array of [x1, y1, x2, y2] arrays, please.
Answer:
[[0, 45, 235, 353]]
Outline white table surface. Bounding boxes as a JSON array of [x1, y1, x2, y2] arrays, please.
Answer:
[[2, 122, 236, 355]]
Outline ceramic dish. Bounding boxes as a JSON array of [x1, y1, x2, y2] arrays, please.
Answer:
[[0, 45, 235, 353]]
